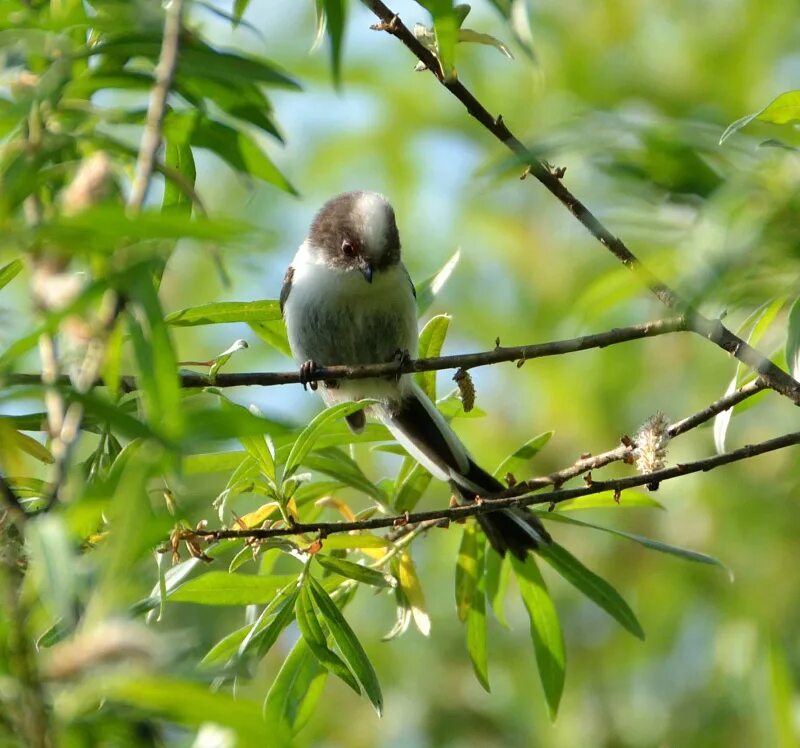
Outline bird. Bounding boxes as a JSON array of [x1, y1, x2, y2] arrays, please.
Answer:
[[280, 191, 551, 558]]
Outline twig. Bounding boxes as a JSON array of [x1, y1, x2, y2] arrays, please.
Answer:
[[4, 316, 688, 390], [186, 428, 800, 542], [128, 0, 185, 213], [519, 376, 770, 492], [361, 0, 800, 406]]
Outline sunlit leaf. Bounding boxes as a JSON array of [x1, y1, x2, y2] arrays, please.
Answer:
[[484, 549, 510, 627], [397, 549, 431, 636], [170, 572, 298, 605], [322, 534, 392, 550], [555, 491, 664, 511], [785, 296, 800, 380], [249, 319, 292, 358], [0, 258, 22, 292], [455, 520, 480, 622], [510, 554, 565, 719], [720, 90, 800, 145], [416, 249, 460, 315], [464, 530, 489, 691], [458, 28, 512, 58], [416, 314, 450, 399]]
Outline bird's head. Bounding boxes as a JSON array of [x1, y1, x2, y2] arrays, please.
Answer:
[[307, 191, 401, 283]]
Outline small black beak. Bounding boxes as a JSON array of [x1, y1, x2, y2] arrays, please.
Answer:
[[359, 258, 374, 283]]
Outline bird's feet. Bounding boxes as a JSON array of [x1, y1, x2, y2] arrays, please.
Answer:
[[299, 359, 319, 391], [392, 348, 411, 382]]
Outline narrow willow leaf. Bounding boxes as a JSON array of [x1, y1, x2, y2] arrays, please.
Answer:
[[199, 624, 250, 669], [308, 576, 383, 715], [322, 0, 347, 86], [169, 572, 298, 605], [416, 249, 460, 315], [233, 0, 251, 25], [322, 534, 392, 550], [383, 585, 413, 641], [296, 584, 361, 694], [486, 0, 537, 60], [166, 299, 281, 326], [430, 1, 459, 77], [455, 521, 479, 622], [394, 460, 433, 513], [785, 296, 800, 380], [459, 28, 513, 58], [510, 554, 566, 720], [493, 431, 554, 479], [263, 637, 328, 736], [397, 549, 431, 636], [466, 534, 489, 692], [484, 549, 510, 627], [5, 428, 53, 464], [555, 491, 664, 512], [249, 585, 300, 659], [537, 543, 644, 640], [720, 90, 800, 145], [126, 264, 183, 439], [0, 258, 22, 292], [768, 639, 797, 748], [283, 400, 377, 478], [541, 513, 731, 577], [714, 374, 737, 454], [241, 434, 277, 483], [416, 314, 450, 400], [315, 554, 395, 588], [162, 139, 195, 216]]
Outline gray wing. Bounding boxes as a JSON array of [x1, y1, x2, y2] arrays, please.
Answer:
[[279, 265, 294, 316]]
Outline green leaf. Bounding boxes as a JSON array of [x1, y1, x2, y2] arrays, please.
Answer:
[[283, 400, 377, 478], [416, 314, 450, 400], [394, 459, 433, 513], [466, 557, 489, 692], [233, 0, 251, 25], [321, 0, 347, 86], [493, 431, 554, 479], [87, 33, 301, 89], [263, 637, 328, 736], [720, 90, 800, 145], [241, 434, 277, 483], [250, 585, 300, 659], [4, 427, 53, 464], [308, 576, 383, 715], [510, 554, 565, 719], [296, 584, 361, 694], [199, 624, 250, 669], [165, 111, 297, 194], [785, 296, 800, 380], [315, 554, 394, 588], [397, 549, 431, 636], [486, 0, 537, 61], [162, 138, 195, 216], [484, 549, 510, 626], [303, 447, 386, 503], [537, 542, 644, 640], [555, 490, 664, 512], [458, 28, 513, 58], [106, 676, 271, 745], [455, 521, 480, 622], [125, 264, 183, 439], [0, 258, 22, 292], [321, 534, 392, 550], [427, 0, 459, 77], [249, 318, 292, 357], [768, 639, 797, 748], [541, 513, 731, 576], [416, 250, 460, 315], [169, 572, 297, 605]]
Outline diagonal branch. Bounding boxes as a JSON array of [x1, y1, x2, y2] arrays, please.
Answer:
[[187, 427, 800, 542], [360, 0, 800, 406]]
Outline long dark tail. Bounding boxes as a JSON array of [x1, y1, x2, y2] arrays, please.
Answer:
[[380, 384, 551, 559]]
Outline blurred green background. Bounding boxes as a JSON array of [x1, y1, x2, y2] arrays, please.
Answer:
[[4, 0, 800, 745]]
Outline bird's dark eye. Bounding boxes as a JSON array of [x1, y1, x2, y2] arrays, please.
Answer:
[[341, 239, 356, 258]]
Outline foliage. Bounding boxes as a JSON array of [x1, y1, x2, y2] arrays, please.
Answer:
[[0, 1, 799, 746]]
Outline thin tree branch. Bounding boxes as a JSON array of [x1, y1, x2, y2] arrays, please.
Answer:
[[3, 316, 689, 390], [361, 1, 800, 406], [186, 427, 800, 542], [519, 376, 770, 493]]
